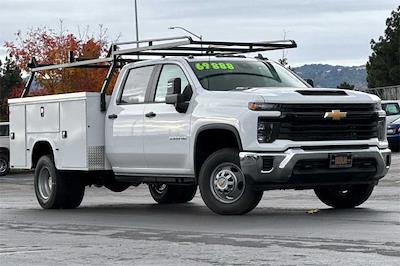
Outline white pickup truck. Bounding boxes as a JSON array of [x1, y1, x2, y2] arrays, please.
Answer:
[[8, 37, 391, 214], [0, 122, 10, 176]]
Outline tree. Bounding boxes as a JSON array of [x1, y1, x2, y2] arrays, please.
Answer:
[[0, 56, 23, 121], [366, 5, 400, 88], [0, 56, 22, 99], [5, 24, 117, 95], [337, 81, 355, 90]]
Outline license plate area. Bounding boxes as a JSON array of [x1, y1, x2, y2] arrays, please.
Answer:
[[329, 153, 352, 168]]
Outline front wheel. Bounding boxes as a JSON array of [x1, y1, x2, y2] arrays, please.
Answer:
[[314, 184, 375, 208], [199, 148, 263, 215], [34, 155, 85, 209]]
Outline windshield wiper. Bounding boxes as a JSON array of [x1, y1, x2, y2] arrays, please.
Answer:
[[231, 87, 251, 91]]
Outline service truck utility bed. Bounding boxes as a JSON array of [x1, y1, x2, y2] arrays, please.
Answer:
[[8, 92, 108, 171]]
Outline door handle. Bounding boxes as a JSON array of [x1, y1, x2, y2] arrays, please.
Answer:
[[145, 112, 157, 118], [108, 114, 118, 119]]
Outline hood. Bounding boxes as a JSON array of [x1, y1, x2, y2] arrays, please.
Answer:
[[237, 87, 380, 104], [386, 115, 400, 124]]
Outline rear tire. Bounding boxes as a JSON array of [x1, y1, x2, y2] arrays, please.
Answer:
[[34, 155, 85, 209], [199, 148, 263, 215], [149, 184, 197, 204], [0, 153, 10, 176], [314, 184, 375, 208]]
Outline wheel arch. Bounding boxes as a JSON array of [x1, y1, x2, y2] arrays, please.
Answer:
[[193, 124, 243, 181], [31, 140, 55, 168]]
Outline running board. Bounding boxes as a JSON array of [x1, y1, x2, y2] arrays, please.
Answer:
[[115, 174, 196, 185]]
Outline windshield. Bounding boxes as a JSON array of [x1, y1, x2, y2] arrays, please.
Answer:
[[189, 60, 307, 91]]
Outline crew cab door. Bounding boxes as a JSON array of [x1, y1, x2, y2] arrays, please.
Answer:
[[143, 64, 193, 175], [105, 65, 156, 174]]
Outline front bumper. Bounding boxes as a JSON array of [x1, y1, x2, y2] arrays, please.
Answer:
[[240, 146, 391, 189]]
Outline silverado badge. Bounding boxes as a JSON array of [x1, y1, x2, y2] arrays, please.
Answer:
[[324, 110, 347, 120]]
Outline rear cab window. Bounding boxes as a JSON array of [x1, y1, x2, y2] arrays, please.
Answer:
[[0, 124, 9, 136], [119, 66, 155, 104]]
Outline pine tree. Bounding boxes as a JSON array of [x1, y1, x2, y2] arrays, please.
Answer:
[[0, 56, 22, 121], [0, 56, 22, 99], [337, 81, 355, 90], [366, 6, 400, 88]]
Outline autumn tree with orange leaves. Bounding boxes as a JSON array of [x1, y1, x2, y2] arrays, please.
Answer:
[[5, 24, 117, 96]]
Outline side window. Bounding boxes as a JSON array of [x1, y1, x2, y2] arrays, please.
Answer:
[[120, 66, 154, 104], [0, 125, 9, 136], [154, 64, 189, 102]]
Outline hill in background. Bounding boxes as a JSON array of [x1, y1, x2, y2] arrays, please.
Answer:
[[294, 64, 367, 89]]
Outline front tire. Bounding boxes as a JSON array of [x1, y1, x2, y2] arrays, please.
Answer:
[[314, 184, 375, 208], [199, 148, 263, 215], [0, 153, 10, 176], [34, 155, 85, 209]]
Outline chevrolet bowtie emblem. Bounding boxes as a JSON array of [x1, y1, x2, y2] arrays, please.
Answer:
[[324, 110, 347, 120]]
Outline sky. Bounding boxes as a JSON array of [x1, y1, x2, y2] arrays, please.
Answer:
[[0, 0, 398, 67]]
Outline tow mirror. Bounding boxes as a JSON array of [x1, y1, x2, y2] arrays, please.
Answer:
[[165, 78, 188, 113], [305, 79, 314, 87]]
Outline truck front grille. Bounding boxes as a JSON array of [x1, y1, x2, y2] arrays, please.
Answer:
[[259, 104, 378, 142]]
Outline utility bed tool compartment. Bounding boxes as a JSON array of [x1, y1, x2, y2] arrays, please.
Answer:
[[8, 92, 108, 171], [26, 103, 60, 133]]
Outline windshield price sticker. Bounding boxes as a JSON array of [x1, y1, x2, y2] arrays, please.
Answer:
[[195, 62, 235, 71]]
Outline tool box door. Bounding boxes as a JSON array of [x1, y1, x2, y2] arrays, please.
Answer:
[[9, 105, 26, 168]]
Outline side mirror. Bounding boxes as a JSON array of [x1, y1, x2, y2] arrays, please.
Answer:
[[166, 78, 181, 99], [165, 78, 188, 113], [305, 79, 314, 87]]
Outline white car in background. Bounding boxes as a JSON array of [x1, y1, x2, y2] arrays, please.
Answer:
[[0, 122, 10, 176], [382, 100, 400, 124]]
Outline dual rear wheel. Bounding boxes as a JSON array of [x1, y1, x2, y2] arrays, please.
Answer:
[[34, 155, 85, 209], [148, 184, 197, 204]]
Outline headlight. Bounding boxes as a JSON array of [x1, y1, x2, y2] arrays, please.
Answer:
[[377, 117, 386, 141], [249, 102, 280, 111], [257, 119, 278, 143], [374, 102, 382, 111]]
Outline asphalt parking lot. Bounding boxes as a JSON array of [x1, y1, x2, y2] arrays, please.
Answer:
[[1, 153, 399, 265]]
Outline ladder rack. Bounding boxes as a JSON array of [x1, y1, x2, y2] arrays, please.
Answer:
[[22, 36, 297, 111]]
